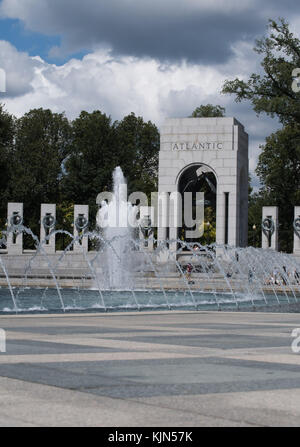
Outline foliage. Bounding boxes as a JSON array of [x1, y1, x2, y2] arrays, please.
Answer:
[[62, 111, 160, 225], [257, 125, 300, 251], [0, 107, 160, 240], [0, 104, 15, 225], [61, 110, 116, 224], [8, 108, 72, 240], [114, 113, 159, 197], [190, 104, 226, 118], [222, 18, 300, 126], [223, 18, 300, 252], [199, 206, 216, 246], [56, 202, 74, 251]]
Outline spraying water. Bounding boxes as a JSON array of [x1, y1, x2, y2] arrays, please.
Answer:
[[0, 166, 300, 313], [96, 167, 137, 289]]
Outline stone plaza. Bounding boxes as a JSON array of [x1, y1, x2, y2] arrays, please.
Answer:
[[0, 310, 300, 427]]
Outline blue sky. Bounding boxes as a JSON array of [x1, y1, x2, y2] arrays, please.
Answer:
[[0, 18, 59, 60], [0, 16, 88, 64], [0, 0, 299, 189]]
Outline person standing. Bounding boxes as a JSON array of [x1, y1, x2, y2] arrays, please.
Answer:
[[186, 263, 193, 283]]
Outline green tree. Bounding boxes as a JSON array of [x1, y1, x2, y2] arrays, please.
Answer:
[[256, 125, 300, 251], [62, 110, 117, 223], [248, 191, 266, 248], [222, 18, 300, 126], [8, 108, 72, 240], [63, 111, 160, 225], [114, 113, 160, 197], [56, 201, 74, 251], [199, 206, 216, 246], [222, 18, 300, 252], [190, 104, 226, 118], [0, 104, 15, 237]]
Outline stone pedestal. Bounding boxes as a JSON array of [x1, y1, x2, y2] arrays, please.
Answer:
[[262, 206, 278, 251], [7, 203, 23, 255], [293, 206, 300, 257], [73, 205, 89, 252], [40, 204, 56, 254]]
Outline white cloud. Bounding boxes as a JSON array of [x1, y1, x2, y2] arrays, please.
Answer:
[[0, 0, 299, 66], [0, 40, 41, 97], [0, 40, 281, 185], [0, 40, 251, 119], [0, 0, 294, 192], [0, 0, 272, 63]]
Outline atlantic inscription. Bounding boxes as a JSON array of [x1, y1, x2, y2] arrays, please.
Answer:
[[172, 142, 223, 151]]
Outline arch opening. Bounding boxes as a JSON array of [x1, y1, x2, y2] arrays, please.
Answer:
[[178, 164, 217, 245]]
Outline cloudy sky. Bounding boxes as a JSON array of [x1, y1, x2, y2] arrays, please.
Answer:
[[0, 0, 299, 188]]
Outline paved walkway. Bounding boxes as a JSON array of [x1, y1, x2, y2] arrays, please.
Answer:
[[0, 310, 300, 426]]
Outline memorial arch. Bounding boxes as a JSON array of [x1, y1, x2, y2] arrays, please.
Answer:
[[158, 117, 249, 252]]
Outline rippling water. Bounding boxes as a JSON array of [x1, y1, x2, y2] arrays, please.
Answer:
[[0, 287, 299, 314]]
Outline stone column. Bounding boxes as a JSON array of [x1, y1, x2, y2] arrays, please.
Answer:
[[215, 187, 225, 246], [262, 206, 278, 250], [73, 205, 89, 252], [7, 203, 23, 255], [293, 206, 300, 257], [40, 204, 56, 254], [216, 188, 238, 246]]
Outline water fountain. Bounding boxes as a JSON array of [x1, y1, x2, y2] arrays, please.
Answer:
[[96, 167, 138, 290], [0, 167, 300, 314]]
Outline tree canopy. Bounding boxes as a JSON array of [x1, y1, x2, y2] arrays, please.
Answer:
[[222, 18, 300, 126], [114, 113, 159, 197], [62, 110, 116, 214], [62, 111, 159, 222], [8, 108, 72, 232], [222, 18, 300, 252], [0, 106, 160, 245], [0, 104, 14, 222], [190, 104, 226, 118]]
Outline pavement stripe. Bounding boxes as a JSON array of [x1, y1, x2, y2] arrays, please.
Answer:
[[0, 351, 202, 364]]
